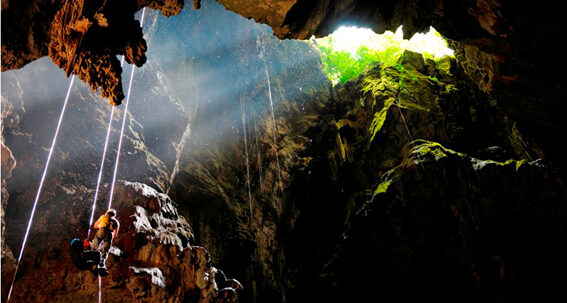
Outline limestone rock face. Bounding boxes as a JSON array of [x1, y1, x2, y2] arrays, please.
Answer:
[[1, 142, 17, 273], [169, 38, 564, 301], [3, 180, 240, 302], [1, 0, 65, 71], [214, 0, 567, 170], [1, 73, 21, 279], [162, 16, 332, 300]]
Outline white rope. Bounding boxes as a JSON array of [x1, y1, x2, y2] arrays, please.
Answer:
[[87, 107, 114, 238], [395, 102, 425, 169], [107, 8, 146, 211], [86, 56, 126, 239], [98, 9, 147, 303], [99, 9, 147, 303], [7, 75, 76, 301], [98, 274, 102, 303]]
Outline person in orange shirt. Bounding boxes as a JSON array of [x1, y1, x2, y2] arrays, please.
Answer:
[[90, 208, 120, 270]]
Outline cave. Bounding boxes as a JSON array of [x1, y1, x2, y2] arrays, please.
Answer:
[[1, 0, 566, 302]]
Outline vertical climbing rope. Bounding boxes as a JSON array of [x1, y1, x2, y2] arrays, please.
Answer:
[[7, 7, 148, 302], [99, 7, 146, 303], [7, 75, 76, 301], [106, 10, 147, 212], [106, 64, 134, 210], [98, 275, 102, 303], [86, 56, 126, 239], [87, 107, 114, 238], [106, 9, 146, 211], [395, 102, 425, 170]]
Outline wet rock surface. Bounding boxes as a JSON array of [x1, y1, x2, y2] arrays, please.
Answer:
[[160, 9, 331, 299], [1, 73, 22, 281]]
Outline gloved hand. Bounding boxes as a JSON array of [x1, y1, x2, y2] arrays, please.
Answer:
[[83, 239, 91, 250]]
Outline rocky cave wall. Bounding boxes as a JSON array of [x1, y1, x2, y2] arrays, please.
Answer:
[[165, 34, 567, 301], [3, 178, 241, 302], [273, 51, 566, 302], [145, 3, 333, 300]]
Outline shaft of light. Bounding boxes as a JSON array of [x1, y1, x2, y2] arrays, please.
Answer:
[[107, 7, 146, 211], [7, 75, 76, 301]]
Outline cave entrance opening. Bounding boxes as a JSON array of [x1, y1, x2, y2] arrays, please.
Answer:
[[312, 25, 454, 84]]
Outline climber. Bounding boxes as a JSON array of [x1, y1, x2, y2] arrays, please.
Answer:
[[69, 238, 107, 277], [90, 208, 120, 270]]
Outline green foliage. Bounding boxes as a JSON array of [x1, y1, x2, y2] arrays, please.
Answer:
[[317, 37, 405, 84], [361, 76, 399, 143], [369, 98, 397, 143], [360, 76, 386, 101], [428, 76, 440, 83], [409, 140, 527, 171], [395, 62, 404, 73], [373, 179, 392, 195], [372, 167, 397, 197], [315, 27, 453, 84]]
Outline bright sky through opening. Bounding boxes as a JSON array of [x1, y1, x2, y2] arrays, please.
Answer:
[[321, 25, 454, 58]]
